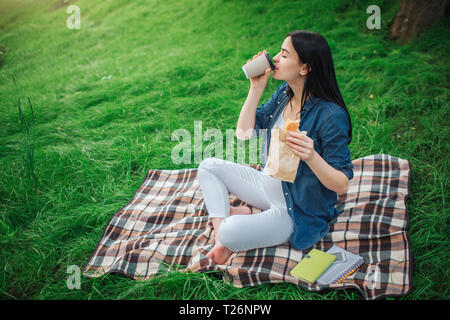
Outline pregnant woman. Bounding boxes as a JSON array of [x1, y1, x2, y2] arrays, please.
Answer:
[[197, 30, 354, 264]]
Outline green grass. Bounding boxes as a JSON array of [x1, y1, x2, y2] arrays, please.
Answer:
[[0, 0, 448, 300]]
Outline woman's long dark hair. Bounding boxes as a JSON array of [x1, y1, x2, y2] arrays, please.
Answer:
[[286, 30, 352, 143]]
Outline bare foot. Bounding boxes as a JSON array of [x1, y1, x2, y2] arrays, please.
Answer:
[[229, 205, 252, 216], [205, 207, 251, 265], [206, 243, 234, 264]]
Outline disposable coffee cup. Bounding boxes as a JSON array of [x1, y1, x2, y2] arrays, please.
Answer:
[[242, 52, 275, 79]]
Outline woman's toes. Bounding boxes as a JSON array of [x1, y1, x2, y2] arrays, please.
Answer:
[[207, 245, 233, 264], [206, 251, 215, 260]]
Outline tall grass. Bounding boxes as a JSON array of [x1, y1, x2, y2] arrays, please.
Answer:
[[0, 0, 448, 299], [11, 74, 39, 227]]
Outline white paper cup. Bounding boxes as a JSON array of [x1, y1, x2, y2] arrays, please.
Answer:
[[242, 52, 275, 79]]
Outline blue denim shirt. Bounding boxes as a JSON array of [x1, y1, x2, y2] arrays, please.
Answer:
[[253, 81, 353, 250]]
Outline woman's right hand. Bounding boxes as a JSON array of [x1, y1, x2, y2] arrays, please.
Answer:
[[247, 50, 272, 90]]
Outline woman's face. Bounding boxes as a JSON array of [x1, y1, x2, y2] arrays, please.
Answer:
[[272, 36, 303, 81]]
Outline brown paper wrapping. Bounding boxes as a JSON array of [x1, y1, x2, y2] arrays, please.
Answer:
[[265, 125, 306, 183]]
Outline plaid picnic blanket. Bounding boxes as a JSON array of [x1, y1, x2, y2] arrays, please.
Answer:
[[82, 154, 412, 300]]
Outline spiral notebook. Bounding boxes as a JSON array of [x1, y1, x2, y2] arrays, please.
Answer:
[[316, 245, 365, 285]]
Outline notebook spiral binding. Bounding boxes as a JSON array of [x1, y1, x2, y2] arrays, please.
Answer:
[[336, 260, 364, 284]]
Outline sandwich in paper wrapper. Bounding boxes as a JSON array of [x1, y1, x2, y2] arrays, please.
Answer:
[[263, 119, 307, 183]]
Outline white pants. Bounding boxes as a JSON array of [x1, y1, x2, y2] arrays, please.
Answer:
[[197, 157, 294, 252]]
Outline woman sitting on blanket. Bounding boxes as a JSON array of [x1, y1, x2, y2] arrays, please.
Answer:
[[197, 30, 354, 264]]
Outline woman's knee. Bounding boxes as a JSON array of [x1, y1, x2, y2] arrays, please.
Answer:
[[197, 158, 219, 182], [217, 216, 243, 252], [198, 157, 223, 173]]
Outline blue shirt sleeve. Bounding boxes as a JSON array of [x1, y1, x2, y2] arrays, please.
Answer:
[[318, 105, 354, 180]]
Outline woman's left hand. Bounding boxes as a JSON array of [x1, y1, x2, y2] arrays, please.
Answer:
[[286, 131, 316, 162]]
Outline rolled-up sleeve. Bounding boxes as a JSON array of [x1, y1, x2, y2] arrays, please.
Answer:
[[318, 106, 353, 180]]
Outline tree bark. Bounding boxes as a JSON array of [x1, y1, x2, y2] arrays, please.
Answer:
[[390, 0, 449, 43]]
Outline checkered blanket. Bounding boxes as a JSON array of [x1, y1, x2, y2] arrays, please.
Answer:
[[82, 154, 412, 300]]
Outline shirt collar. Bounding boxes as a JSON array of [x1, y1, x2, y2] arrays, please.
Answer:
[[302, 96, 321, 112], [280, 82, 321, 113]]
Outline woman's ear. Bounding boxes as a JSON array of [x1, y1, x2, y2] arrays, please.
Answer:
[[299, 63, 311, 76]]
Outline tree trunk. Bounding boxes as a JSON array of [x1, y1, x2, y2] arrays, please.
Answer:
[[390, 0, 449, 43]]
